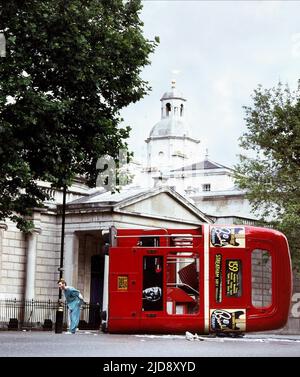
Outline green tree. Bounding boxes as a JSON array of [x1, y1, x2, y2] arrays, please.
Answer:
[[235, 81, 300, 269], [0, 0, 158, 231]]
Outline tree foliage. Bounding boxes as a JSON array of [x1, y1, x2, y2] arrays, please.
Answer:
[[235, 81, 300, 269], [0, 0, 158, 230]]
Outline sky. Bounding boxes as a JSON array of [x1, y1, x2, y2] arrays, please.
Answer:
[[120, 0, 300, 168]]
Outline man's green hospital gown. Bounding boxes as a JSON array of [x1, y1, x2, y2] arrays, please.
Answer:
[[63, 286, 83, 333]]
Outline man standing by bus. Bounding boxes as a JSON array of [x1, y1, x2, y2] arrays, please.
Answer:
[[58, 278, 84, 334]]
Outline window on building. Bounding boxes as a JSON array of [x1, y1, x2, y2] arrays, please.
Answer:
[[202, 183, 211, 192], [180, 104, 184, 116], [166, 103, 171, 116]]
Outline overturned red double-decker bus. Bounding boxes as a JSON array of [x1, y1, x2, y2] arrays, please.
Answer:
[[101, 225, 292, 335]]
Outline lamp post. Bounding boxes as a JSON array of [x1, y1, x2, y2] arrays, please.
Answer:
[[55, 185, 67, 334]]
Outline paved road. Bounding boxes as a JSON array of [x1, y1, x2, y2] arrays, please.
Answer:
[[0, 330, 300, 358]]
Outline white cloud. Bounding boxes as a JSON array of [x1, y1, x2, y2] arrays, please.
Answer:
[[171, 69, 181, 76], [291, 33, 300, 58], [242, 0, 282, 18], [213, 76, 232, 98]]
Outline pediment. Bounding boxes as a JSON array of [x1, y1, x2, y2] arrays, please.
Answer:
[[116, 191, 207, 223]]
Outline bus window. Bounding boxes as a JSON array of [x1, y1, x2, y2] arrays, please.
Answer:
[[142, 256, 163, 311], [166, 252, 199, 315], [251, 249, 272, 308], [138, 237, 160, 247]]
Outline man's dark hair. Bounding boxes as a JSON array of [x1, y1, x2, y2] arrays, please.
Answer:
[[57, 278, 67, 285]]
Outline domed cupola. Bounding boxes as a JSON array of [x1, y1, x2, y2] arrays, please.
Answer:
[[145, 81, 200, 172], [149, 80, 189, 138]]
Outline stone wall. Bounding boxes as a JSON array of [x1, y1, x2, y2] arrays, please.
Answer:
[[35, 212, 60, 300], [0, 220, 26, 299], [283, 273, 300, 334], [0, 212, 60, 300]]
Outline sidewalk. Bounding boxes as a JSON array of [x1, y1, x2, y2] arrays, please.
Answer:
[[245, 333, 300, 341]]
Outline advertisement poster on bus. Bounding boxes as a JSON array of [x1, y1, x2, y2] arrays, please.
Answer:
[[210, 227, 245, 248], [210, 308, 246, 332]]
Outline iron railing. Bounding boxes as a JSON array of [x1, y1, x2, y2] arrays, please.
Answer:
[[0, 299, 101, 331]]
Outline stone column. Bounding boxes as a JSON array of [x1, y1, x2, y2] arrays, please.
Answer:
[[0, 223, 8, 281], [25, 229, 41, 300], [64, 232, 79, 287], [83, 235, 93, 303]]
